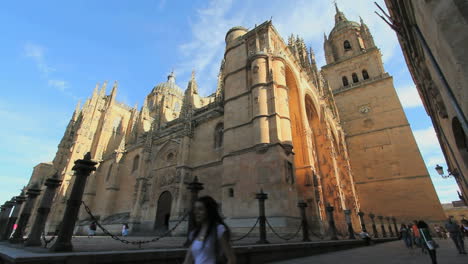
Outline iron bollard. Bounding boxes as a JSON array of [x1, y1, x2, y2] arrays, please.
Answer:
[[10, 183, 41, 243], [50, 153, 97, 252], [369, 213, 378, 238], [298, 201, 310, 242], [325, 204, 338, 240], [186, 176, 204, 234], [344, 209, 355, 239], [25, 173, 62, 247], [378, 216, 387, 238], [386, 217, 394, 237], [392, 217, 398, 237], [0, 202, 14, 237], [1, 194, 26, 241], [256, 189, 269, 244], [357, 211, 367, 232]]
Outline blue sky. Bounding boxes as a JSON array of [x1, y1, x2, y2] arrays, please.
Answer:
[[0, 0, 460, 204]]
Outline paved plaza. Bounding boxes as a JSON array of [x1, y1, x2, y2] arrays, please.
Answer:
[[1, 234, 315, 253], [270, 239, 468, 264]]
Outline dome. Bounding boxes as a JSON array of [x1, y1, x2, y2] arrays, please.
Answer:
[[329, 20, 360, 39], [151, 72, 184, 98]]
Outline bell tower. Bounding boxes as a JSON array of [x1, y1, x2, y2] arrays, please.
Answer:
[[321, 5, 445, 222]]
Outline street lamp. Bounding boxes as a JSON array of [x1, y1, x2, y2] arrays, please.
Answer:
[[434, 164, 459, 179]]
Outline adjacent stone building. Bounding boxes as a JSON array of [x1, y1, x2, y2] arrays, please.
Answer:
[[384, 0, 468, 204], [26, 7, 445, 237]]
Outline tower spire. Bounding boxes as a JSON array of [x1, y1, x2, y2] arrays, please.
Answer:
[[334, 2, 347, 24]]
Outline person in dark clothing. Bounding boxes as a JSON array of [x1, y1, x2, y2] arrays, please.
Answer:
[[88, 221, 97, 238], [461, 219, 468, 239], [445, 217, 466, 254], [400, 224, 412, 249], [418, 221, 438, 264]]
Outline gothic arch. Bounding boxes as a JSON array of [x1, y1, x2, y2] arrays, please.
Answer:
[[285, 66, 309, 167], [106, 164, 113, 181], [154, 191, 172, 231], [132, 155, 140, 172], [154, 140, 179, 169]]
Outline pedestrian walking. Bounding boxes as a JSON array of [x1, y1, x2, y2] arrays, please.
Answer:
[[418, 221, 438, 264], [358, 230, 372, 246], [411, 220, 421, 249], [461, 219, 468, 239], [445, 217, 466, 254], [122, 223, 129, 237], [88, 221, 97, 238], [400, 224, 412, 249], [183, 196, 236, 264]]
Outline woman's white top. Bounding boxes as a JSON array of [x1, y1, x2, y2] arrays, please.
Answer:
[[191, 224, 225, 264]]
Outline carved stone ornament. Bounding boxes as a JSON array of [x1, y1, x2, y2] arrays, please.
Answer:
[[253, 65, 259, 74], [359, 105, 370, 114]]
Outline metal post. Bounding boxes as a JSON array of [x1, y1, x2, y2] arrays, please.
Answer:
[[1, 194, 26, 241], [357, 211, 367, 232], [0, 202, 14, 237], [256, 189, 269, 244], [344, 209, 355, 239], [298, 201, 310, 242], [378, 216, 387, 238], [25, 173, 62, 247], [50, 153, 97, 252], [325, 204, 338, 240], [10, 183, 41, 243], [369, 213, 378, 238], [386, 217, 394, 237], [392, 217, 398, 237], [186, 176, 204, 234]]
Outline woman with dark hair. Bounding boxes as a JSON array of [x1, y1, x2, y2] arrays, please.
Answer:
[[183, 196, 236, 264], [418, 220, 438, 264]]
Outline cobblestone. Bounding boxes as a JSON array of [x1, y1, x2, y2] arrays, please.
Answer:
[[269, 239, 468, 264]]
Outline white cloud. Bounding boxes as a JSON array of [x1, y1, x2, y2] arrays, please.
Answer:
[[23, 43, 75, 96], [48, 79, 68, 91], [177, 0, 247, 95], [434, 183, 461, 203], [427, 156, 446, 167], [413, 126, 441, 153], [177, 0, 400, 95], [23, 43, 55, 75], [396, 85, 424, 108]]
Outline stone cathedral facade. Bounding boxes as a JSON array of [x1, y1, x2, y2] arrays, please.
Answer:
[[27, 7, 445, 236]]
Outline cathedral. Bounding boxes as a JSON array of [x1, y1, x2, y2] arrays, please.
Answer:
[[27, 6, 445, 236]]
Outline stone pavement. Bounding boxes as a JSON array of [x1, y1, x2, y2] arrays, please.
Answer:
[[269, 239, 468, 264], [2, 234, 312, 252]]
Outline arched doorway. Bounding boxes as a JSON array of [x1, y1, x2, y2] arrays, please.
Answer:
[[154, 191, 172, 231]]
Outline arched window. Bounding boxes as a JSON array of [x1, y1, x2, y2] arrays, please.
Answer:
[[214, 123, 224, 149], [106, 164, 113, 181], [167, 152, 174, 161], [362, 70, 369, 80], [132, 155, 140, 172], [342, 76, 349, 86], [344, 40, 352, 51], [228, 188, 234, 197], [352, 73, 359, 83]]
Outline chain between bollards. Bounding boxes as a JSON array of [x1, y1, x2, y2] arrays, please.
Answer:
[[82, 200, 188, 247]]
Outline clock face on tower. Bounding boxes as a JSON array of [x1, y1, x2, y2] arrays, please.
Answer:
[[359, 105, 370, 114]]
